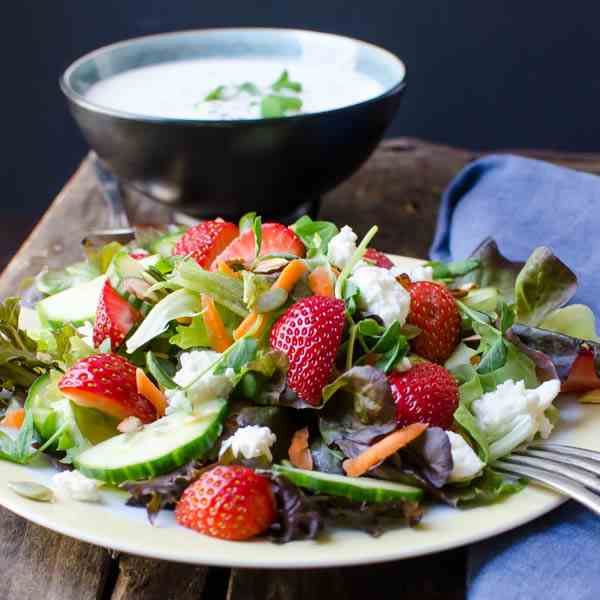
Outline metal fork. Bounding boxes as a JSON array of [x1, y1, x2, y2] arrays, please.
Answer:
[[494, 443, 600, 515]]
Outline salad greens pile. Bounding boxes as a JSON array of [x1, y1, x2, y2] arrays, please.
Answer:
[[0, 212, 597, 543]]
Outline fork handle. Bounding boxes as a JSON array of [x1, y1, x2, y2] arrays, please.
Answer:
[[494, 460, 600, 516]]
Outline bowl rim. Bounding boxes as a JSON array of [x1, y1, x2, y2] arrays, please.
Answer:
[[60, 27, 407, 126]]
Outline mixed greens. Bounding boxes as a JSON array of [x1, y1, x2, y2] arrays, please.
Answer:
[[0, 214, 597, 543]]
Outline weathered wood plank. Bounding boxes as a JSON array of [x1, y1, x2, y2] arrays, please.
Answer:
[[110, 555, 208, 600], [0, 508, 112, 600], [227, 549, 466, 600]]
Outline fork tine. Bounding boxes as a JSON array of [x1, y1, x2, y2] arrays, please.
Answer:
[[503, 454, 600, 494], [494, 460, 600, 516], [529, 443, 600, 463], [516, 448, 600, 477]]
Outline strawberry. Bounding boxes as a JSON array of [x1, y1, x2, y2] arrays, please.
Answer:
[[93, 280, 141, 350], [389, 362, 459, 429], [212, 222, 305, 269], [562, 349, 600, 392], [270, 296, 345, 405], [408, 281, 461, 363], [175, 465, 275, 541], [58, 354, 156, 423], [172, 219, 239, 269], [129, 251, 149, 260], [364, 247, 394, 269]]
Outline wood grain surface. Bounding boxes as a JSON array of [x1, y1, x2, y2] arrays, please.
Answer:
[[0, 138, 597, 599]]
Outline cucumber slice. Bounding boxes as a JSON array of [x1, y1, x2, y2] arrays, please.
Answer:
[[26, 371, 118, 448], [271, 464, 424, 503], [36, 275, 105, 327], [75, 399, 227, 484], [107, 252, 158, 315], [149, 231, 185, 257]]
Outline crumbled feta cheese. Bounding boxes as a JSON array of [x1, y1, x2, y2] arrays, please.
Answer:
[[396, 357, 412, 372], [166, 350, 233, 415], [52, 470, 101, 502], [446, 431, 484, 482], [327, 225, 357, 269], [472, 379, 561, 460], [117, 416, 143, 433], [349, 266, 411, 326], [76, 321, 95, 348], [220, 425, 277, 462], [390, 264, 434, 282]]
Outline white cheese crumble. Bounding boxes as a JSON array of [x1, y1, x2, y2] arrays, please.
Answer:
[[446, 431, 485, 482], [396, 357, 412, 372], [76, 321, 95, 348], [349, 265, 411, 326], [219, 425, 277, 462], [117, 416, 143, 433], [390, 264, 434, 282], [166, 350, 233, 415], [472, 379, 561, 460], [52, 470, 101, 502], [327, 225, 357, 269]]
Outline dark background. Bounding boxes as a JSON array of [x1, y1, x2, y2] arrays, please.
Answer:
[[4, 1, 600, 227]]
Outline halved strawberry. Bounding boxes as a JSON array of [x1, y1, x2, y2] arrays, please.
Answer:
[[172, 219, 239, 269], [212, 222, 305, 269], [93, 280, 141, 350], [58, 354, 157, 423], [364, 247, 394, 269], [562, 349, 600, 392], [270, 296, 345, 405]]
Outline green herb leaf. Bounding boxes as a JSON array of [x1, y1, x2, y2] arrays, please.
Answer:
[[239, 212, 257, 234], [260, 94, 302, 118], [477, 337, 507, 374], [205, 85, 226, 101], [169, 315, 210, 350], [426, 259, 480, 280], [214, 338, 258, 374], [252, 215, 262, 257], [271, 70, 302, 93], [290, 216, 339, 258], [445, 467, 525, 506]]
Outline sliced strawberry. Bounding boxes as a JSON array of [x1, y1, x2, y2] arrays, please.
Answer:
[[93, 280, 141, 350], [212, 222, 305, 269], [562, 349, 600, 392], [129, 251, 149, 260], [408, 281, 461, 363], [176, 465, 275, 541], [58, 354, 156, 423], [270, 296, 345, 405], [389, 362, 459, 429], [364, 247, 394, 269], [172, 219, 239, 269]]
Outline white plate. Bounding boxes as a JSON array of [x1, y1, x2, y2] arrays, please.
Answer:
[[0, 255, 596, 568]]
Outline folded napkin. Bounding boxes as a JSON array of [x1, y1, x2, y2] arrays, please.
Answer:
[[430, 155, 600, 600]]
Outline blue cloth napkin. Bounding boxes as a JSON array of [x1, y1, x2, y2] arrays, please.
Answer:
[[429, 155, 600, 600]]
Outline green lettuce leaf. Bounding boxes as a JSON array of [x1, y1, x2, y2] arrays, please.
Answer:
[[290, 215, 339, 258], [444, 467, 526, 507], [539, 304, 599, 341], [514, 247, 577, 326]]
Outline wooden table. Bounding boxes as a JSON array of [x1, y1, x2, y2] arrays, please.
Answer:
[[1, 138, 599, 600]]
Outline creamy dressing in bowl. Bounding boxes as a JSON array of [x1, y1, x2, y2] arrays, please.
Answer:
[[85, 59, 385, 120]]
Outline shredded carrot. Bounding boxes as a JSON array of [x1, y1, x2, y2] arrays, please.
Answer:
[[342, 423, 428, 477], [233, 311, 267, 340], [218, 261, 241, 279], [273, 259, 308, 293], [136, 368, 167, 418], [0, 408, 25, 429], [308, 265, 334, 297], [201, 294, 233, 352], [288, 427, 313, 470]]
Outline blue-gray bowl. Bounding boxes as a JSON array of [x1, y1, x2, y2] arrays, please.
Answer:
[[61, 28, 406, 219]]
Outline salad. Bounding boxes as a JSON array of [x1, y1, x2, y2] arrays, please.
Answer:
[[0, 213, 598, 543]]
